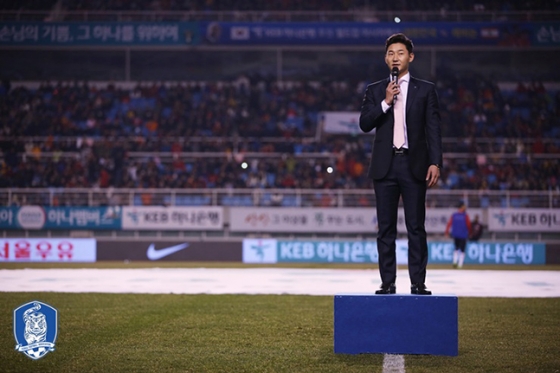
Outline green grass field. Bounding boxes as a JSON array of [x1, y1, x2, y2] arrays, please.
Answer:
[[1, 263, 560, 372]]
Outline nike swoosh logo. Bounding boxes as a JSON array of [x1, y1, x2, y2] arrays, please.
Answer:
[[146, 243, 189, 260]]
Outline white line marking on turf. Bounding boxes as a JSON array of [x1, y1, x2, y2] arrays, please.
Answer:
[[383, 354, 405, 373], [1, 268, 560, 297]]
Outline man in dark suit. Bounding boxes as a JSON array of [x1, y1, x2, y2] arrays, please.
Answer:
[[359, 33, 442, 295]]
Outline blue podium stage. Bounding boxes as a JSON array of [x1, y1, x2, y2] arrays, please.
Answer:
[[334, 294, 458, 356]]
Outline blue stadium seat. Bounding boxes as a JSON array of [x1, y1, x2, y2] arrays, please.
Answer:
[[221, 195, 253, 206], [175, 195, 211, 206], [133, 195, 143, 206], [261, 193, 272, 205], [282, 195, 298, 207]]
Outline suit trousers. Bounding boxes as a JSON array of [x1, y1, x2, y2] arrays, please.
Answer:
[[373, 152, 428, 285]]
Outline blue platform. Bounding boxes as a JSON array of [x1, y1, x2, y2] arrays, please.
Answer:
[[334, 293, 458, 356]]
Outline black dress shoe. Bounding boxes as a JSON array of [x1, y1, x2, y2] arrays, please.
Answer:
[[375, 283, 396, 294], [411, 283, 432, 295]]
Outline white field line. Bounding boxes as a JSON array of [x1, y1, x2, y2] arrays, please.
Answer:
[[1, 268, 559, 297], [383, 354, 405, 373]]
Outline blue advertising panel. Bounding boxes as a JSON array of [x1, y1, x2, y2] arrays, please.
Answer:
[[43, 207, 122, 230], [0, 206, 122, 230], [242, 238, 546, 265], [429, 241, 546, 265], [0, 22, 199, 45], [243, 239, 388, 264], [1, 21, 558, 46], [201, 21, 560, 46], [530, 22, 560, 46], [277, 240, 380, 263], [0, 207, 17, 229]]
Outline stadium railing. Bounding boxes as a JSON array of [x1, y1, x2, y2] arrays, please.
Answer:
[[2, 188, 558, 209], [2, 187, 559, 242], [3, 135, 559, 155]]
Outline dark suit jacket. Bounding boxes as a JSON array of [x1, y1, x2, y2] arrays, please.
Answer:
[[359, 76, 442, 181]]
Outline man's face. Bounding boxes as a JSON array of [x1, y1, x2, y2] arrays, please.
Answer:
[[385, 42, 414, 76]]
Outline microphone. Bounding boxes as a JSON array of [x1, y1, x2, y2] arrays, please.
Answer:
[[391, 67, 399, 104]]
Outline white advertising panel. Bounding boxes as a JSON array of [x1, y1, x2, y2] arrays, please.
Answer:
[[231, 207, 376, 233], [242, 238, 278, 263], [122, 206, 223, 230], [488, 208, 560, 232], [230, 207, 483, 234], [320, 111, 370, 135], [0, 238, 96, 262], [418, 208, 484, 234]]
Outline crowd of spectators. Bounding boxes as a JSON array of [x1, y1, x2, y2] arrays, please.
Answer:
[[4, 0, 557, 13], [0, 72, 559, 192], [0, 0, 58, 11], [2, 74, 558, 140], [436, 72, 560, 139], [2, 2, 558, 212], [56, 0, 559, 12], [1, 145, 558, 192], [0, 77, 344, 139]]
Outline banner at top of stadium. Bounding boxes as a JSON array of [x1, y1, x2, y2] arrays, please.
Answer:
[[203, 21, 559, 47], [0, 21, 558, 46]]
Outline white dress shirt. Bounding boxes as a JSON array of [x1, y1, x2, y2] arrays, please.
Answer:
[[382, 72, 410, 149]]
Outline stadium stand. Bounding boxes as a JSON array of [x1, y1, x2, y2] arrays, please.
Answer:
[[2, 1, 559, 23], [0, 75, 558, 194], [0, 0, 58, 11], [48, 0, 560, 12], [0, 2, 559, 222]]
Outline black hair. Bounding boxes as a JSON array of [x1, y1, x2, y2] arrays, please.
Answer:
[[385, 33, 414, 54]]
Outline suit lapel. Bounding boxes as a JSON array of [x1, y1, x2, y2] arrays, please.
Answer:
[[381, 78, 391, 102], [406, 76, 418, 114]]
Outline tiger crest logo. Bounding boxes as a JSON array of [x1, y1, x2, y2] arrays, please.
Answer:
[[14, 301, 57, 360]]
